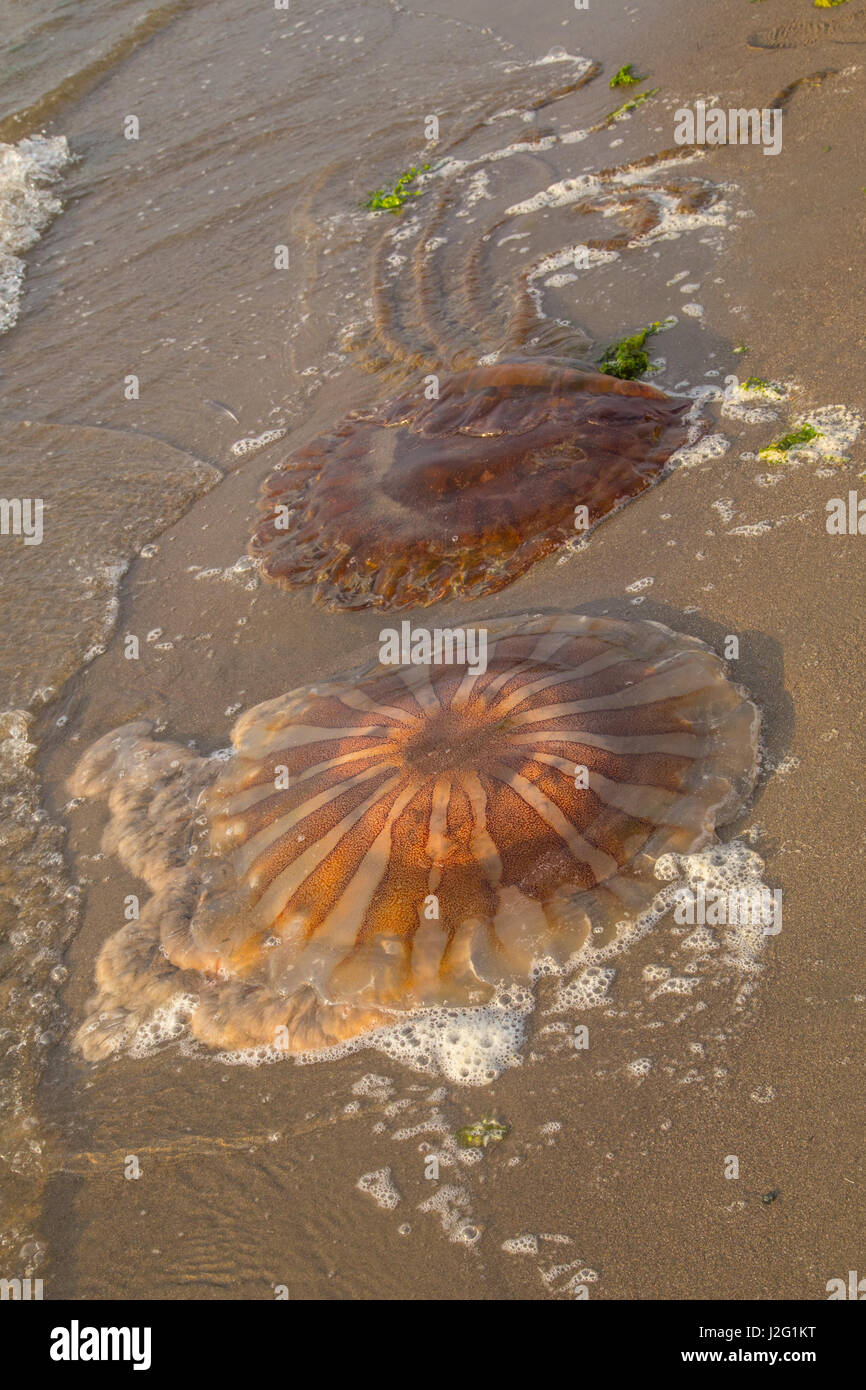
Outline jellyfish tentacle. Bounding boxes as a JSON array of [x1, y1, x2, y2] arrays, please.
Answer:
[[359, 56, 605, 374]]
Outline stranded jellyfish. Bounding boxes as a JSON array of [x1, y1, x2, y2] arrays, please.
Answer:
[[71, 613, 759, 1062], [249, 359, 694, 610], [249, 57, 725, 610]]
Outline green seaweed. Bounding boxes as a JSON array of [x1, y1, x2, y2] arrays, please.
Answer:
[[743, 377, 784, 396], [733, 344, 749, 356], [814, 1, 849, 9], [362, 163, 430, 214], [759, 422, 822, 462], [603, 87, 660, 125], [597, 319, 669, 380], [609, 63, 645, 89], [455, 1117, 509, 1149]]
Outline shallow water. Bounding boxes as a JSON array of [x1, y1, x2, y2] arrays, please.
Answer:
[[1, 0, 865, 1299]]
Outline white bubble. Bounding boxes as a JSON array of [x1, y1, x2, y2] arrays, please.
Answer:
[[356, 1167, 402, 1210]]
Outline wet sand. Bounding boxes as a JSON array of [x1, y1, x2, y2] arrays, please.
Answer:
[[2, 0, 865, 1298]]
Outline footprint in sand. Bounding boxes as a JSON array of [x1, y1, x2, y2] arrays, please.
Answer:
[[748, 7, 866, 51]]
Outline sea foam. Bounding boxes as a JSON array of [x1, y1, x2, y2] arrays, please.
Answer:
[[0, 134, 70, 335]]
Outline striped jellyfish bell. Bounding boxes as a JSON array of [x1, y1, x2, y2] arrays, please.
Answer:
[[124, 610, 760, 1054]]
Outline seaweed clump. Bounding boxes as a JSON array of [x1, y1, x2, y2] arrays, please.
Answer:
[[455, 1117, 509, 1150], [362, 164, 430, 214], [598, 320, 667, 381], [759, 422, 822, 462], [604, 87, 660, 126], [743, 377, 784, 396], [609, 64, 645, 89]]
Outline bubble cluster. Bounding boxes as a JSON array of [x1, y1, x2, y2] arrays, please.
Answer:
[[356, 1167, 402, 1210]]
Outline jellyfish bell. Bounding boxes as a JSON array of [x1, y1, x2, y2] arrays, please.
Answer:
[[249, 358, 697, 610], [70, 613, 759, 1067]]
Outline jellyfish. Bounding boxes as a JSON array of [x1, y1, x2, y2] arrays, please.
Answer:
[[247, 54, 722, 608], [249, 359, 694, 609], [71, 613, 759, 1062]]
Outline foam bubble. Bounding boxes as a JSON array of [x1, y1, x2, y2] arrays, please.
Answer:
[[539, 1257, 599, 1298], [0, 134, 70, 335], [367, 1001, 528, 1085], [356, 1167, 402, 1210], [727, 520, 773, 537], [720, 379, 791, 424], [651, 842, 773, 976], [128, 994, 197, 1057], [531, 49, 591, 68], [805, 405, 862, 458], [229, 428, 287, 458], [525, 244, 618, 317], [548, 964, 615, 1014], [209, 991, 530, 1087], [418, 1183, 478, 1243], [669, 431, 730, 470], [761, 405, 861, 467], [627, 1057, 654, 1078], [505, 156, 727, 249], [502, 1234, 539, 1255], [351, 1073, 394, 1098], [191, 557, 259, 590]]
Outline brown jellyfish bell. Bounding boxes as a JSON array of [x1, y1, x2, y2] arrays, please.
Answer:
[[71, 613, 759, 1067], [249, 358, 695, 610]]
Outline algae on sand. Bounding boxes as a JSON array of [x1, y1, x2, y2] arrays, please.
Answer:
[[456, 1117, 509, 1149], [603, 87, 659, 126], [758, 422, 822, 462], [609, 63, 645, 89], [362, 163, 430, 214], [598, 319, 671, 381], [743, 377, 785, 397]]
